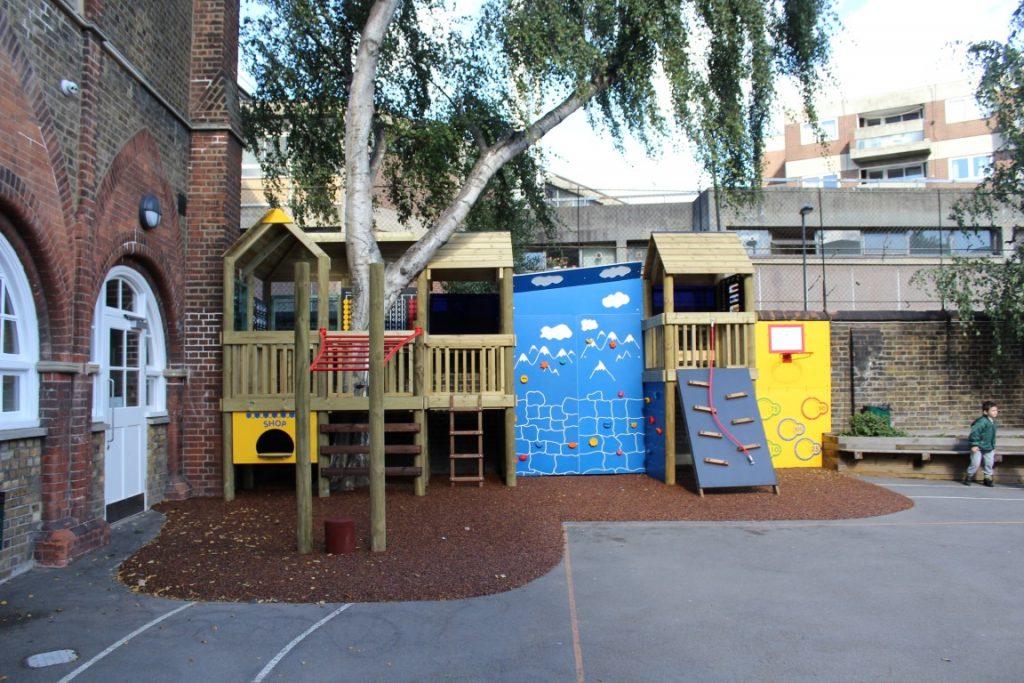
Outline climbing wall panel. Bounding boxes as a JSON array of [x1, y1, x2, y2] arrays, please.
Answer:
[[676, 369, 778, 492]]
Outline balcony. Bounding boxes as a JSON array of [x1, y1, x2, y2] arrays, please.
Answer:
[[850, 120, 930, 163]]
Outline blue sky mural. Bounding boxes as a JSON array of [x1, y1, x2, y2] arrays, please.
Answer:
[[513, 263, 645, 475]]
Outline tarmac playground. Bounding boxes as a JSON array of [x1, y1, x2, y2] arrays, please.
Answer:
[[2, 476, 1023, 682]]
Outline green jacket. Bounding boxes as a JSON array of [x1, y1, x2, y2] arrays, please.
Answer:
[[969, 416, 997, 452]]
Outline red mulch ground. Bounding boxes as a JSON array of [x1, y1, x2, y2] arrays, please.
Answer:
[[117, 469, 911, 604]]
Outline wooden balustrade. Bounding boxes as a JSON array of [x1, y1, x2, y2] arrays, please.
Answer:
[[222, 331, 513, 409], [642, 313, 756, 378]]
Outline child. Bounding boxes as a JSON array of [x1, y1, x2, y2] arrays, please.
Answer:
[[963, 401, 999, 487]]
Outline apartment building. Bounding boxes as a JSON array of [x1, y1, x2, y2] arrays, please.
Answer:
[[763, 80, 1000, 187]]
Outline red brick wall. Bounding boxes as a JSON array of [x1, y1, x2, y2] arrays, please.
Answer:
[[0, 0, 239, 571]]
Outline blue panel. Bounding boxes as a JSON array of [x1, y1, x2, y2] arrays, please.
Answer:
[[643, 382, 667, 482], [676, 369, 778, 490], [513, 264, 646, 475]]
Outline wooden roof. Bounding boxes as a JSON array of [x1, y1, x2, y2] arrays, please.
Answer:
[[427, 232, 513, 281], [644, 232, 754, 282]]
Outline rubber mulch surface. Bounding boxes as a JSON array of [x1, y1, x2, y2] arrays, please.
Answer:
[[118, 469, 911, 603]]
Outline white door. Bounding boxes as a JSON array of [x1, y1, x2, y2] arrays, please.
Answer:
[[94, 274, 156, 523]]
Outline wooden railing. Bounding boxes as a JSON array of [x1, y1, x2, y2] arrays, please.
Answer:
[[222, 331, 514, 407], [643, 313, 756, 372], [425, 334, 514, 396]]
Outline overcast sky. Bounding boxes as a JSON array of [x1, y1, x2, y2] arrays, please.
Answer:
[[541, 0, 1019, 195]]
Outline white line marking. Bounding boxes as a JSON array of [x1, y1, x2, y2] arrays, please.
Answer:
[[252, 603, 353, 683], [908, 495, 1024, 501], [59, 601, 195, 682]]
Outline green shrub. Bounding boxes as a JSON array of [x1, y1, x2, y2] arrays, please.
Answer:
[[841, 411, 908, 437]]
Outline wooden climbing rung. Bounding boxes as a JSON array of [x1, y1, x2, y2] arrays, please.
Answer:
[[698, 430, 723, 438], [735, 443, 761, 451], [731, 417, 754, 425], [704, 457, 730, 466], [687, 380, 710, 387], [725, 392, 748, 400], [693, 405, 716, 413]]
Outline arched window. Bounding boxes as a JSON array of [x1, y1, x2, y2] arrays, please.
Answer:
[[0, 233, 39, 429]]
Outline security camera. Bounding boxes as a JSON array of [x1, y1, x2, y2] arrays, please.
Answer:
[[60, 80, 80, 96]]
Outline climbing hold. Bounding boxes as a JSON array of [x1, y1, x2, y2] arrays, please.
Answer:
[[602, 421, 611, 429], [609, 340, 617, 349], [644, 396, 651, 404], [618, 390, 625, 398], [648, 415, 656, 424], [518, 454, 528, 461], [616, 449, 624, 456], [588, 437, 598, 447], [519, 375, 528, 384], [585, 338, 595, 345], [656, 427, 663, 435], [558, 358, 566, 365], [540, 360, 549, 369], [568, 441, 577, 449], [630, 421, 637, 428]]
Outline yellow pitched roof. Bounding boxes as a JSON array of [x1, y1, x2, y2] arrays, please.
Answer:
[[645, 232, 754, 280]]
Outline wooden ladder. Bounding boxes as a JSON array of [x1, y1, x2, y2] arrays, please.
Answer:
[[449, 395, 484, 487]]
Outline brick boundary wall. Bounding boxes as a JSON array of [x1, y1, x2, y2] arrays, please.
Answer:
[[829, 317, 1024, 434]]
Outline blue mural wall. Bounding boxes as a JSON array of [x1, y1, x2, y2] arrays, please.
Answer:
[[513, 263, 646, 475]]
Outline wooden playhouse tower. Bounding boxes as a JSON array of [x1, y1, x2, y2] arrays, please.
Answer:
[[221, 210, 518, 499], [641, 232, 759, 486]]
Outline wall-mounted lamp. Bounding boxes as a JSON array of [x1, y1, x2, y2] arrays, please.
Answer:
[[139, 195, 161, 230]]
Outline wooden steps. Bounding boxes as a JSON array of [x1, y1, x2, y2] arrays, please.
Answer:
[[319, 416, 424, 485], [449, 395, 484, 486]]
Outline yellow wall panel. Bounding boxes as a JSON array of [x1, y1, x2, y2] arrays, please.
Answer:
[[754, 321, 831, 468]]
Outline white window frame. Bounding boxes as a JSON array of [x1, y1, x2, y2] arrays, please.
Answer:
[[91, 267, 167, 421], [800, 118, 838, 145], [949, 154, 993, 182], [0, 233, 39, 429]]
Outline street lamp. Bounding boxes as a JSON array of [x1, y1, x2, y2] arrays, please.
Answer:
[[799, 204, 815, 311]]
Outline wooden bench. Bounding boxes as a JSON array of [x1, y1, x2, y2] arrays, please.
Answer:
[[822, 433, 1024, 483]]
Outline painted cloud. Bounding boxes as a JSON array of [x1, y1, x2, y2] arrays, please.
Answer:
[[599, 265, 632, 279], [602, 291, 630, 309], [540, 323, 573, 340], [580, 318, 599, 332], [531, 274, 564, 287]]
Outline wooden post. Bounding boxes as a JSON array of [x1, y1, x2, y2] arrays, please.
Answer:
[[222, 413, 235, 502], [662, 273, 676, 485], [317, 412, 330, 497], [414, 271, 429, 496], [222, 256, 236, 501], [501, 266, 516, 487], [294, 261, 312, 554], [369, 262, 386, 552]]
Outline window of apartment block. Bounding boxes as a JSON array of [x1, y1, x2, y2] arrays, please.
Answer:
[[820, 230, 861, 256], [625, 242, 648, 264], [949, 154, 993, 181], [860, 163, 926, 182], [862, 231, 909, 256], [908, 229, 996, 256], [735, 230, 771, 256], [858, 107, 923, 127], [800, 118, 838, 145], [0, 233, 39, 428], [855, 130, 925, 150], [945, 96, 991, 124]]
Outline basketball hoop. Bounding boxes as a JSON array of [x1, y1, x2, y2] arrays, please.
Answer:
[[309, 327, 423, 372]]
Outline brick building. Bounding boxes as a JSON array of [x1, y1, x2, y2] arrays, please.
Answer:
[[0, 1, 240, 580]]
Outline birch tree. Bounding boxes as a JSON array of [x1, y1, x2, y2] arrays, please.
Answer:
[[242, 0, 833, 329]]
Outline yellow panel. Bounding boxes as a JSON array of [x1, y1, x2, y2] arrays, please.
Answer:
[[753, 321, 831, 468], [232, 411, 319, 464]]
